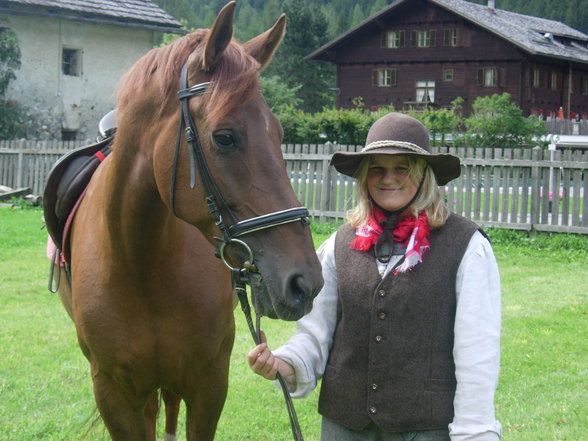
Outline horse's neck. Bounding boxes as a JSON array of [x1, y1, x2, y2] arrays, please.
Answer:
[[102, 146, 172, 256]]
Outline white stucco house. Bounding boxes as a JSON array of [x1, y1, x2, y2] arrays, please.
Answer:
[[0, 0, 183, 141]]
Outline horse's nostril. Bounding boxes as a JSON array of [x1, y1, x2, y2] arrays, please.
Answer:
[[287, 274, 310, 305]]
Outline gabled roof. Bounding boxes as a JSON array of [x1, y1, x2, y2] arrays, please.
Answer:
[[0, 0, 184, 34], [308, 0, 588, 64]]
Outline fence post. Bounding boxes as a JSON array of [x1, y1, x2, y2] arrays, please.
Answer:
[[529, 147, 542, 235], [16, 139, 26, 189], [319, 142, 335, 223]]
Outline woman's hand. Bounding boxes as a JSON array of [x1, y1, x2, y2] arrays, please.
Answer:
[[247, 331, 294, 380]]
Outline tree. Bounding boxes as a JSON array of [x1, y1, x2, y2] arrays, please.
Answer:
[[260, 75, 301, 115], [0, 28, 27, 139], [263, 0, 336, 113], [463, 93, 546, 148]]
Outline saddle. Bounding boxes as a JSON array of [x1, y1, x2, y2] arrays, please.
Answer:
[[43, 110, 117, 261]]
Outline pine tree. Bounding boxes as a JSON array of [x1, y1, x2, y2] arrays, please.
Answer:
[[263, 0, 336, 112], [0, 29, 27, 139]]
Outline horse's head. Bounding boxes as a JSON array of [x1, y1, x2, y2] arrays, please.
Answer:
[[119, 2, 323, 320]]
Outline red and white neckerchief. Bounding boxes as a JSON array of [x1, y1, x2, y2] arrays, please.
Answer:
[[350, 207, 431, 274]]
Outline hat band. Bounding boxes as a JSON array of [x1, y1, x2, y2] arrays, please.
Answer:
[[362, 140, 429, 155]]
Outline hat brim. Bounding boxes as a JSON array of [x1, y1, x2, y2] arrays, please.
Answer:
[[330, 147, 461, 186]]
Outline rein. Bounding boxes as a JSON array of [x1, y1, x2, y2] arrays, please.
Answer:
[[172, 62, 307, 441]]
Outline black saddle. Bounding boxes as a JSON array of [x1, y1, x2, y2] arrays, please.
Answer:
[[43, 110, 117, 256]]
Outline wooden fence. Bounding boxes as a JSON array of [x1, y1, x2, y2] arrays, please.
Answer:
[[545, 119, 588, 136], [285, 143, 587, 234], [1, 140, 587, 234]]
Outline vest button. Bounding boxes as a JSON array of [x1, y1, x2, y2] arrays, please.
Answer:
[[371, 383, 378, 391], [369, 406, 377, 414], [375, 335, 383, 342], [378, 290, 386, 297], [378, 312, 386, 320]]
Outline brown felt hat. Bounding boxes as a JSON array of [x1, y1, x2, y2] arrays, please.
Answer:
[[330, 112, 461, 185]]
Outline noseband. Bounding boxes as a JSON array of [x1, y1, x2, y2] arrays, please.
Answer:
[[171, 63, 310, 274]]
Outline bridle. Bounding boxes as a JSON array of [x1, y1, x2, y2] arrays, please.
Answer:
[[171, 62, 307, 440], [171, 63, 310, 273]]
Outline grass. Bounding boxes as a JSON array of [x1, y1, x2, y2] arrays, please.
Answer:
[[0, 206, 587, 440]]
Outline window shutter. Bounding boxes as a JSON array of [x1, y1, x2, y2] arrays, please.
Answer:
[[391, 69, 397, 86], [399, 30, 405, 47], [373, 70, 378, 86], [443, 29, 450, 46], [431, 30, 437, 47], [477, 68, 484, 86], [411, 30, 417, 46]]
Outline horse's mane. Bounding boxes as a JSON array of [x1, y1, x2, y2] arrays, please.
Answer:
[[116, 30, 261, 128]]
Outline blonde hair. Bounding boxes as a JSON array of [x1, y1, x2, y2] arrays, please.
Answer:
[[346, 155, 449, 228]]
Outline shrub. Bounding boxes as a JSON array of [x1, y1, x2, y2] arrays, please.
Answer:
[[463, 93, 546, 148]]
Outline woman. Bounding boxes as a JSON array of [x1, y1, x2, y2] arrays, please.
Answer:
[[248, 113, 502, 441]]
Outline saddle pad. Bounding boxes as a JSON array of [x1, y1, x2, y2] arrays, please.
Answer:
[[43, 137, 113, 257]]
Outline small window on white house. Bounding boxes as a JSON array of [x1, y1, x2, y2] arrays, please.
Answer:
[[61, 129, 78, 141], [416, 81, 435, 103], [62, 48, 82, 76], [478, 67, 498, 87], [373, 69, 397, 87]]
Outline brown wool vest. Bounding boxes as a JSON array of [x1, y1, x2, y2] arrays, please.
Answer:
[[318, 213, 480, 433]]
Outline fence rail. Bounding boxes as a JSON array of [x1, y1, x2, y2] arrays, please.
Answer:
[[1, 140, 587, 234]]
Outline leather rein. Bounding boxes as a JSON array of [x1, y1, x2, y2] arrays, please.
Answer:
[[172, 62, 307, 441]]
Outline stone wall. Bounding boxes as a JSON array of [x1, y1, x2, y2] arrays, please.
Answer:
[[4, 14, 155, 141]]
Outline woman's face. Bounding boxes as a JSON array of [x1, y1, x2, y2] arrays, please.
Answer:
[[366, 155, 418, 212]]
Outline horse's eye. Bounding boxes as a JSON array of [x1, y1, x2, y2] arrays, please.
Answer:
[[213, 132, 236, 149]]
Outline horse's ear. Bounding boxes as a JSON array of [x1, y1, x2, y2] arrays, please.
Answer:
[[202, 1, 236, 71], [243, 13, 286, 71]]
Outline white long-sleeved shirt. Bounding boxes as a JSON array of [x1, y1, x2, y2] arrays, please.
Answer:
[[274, 229, 502, 441]]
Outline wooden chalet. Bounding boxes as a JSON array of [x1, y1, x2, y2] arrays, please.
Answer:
[[308, 0, 588, 119]]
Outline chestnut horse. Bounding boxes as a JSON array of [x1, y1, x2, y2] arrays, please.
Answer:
[[54, 3, 323, 440]]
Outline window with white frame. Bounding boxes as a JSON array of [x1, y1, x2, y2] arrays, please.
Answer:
[[416, 80, 435, 103], [478, 67, 498, 87], [418, 30, 431, 47], [443, 68, 454, 82], [443, 28, 462, 46], [532, 68, 541, 88], [582, 77, 588, 95], [383, 30, 405, 48], [550, 71, 561, 90], [373, 69, 397, 87], [411, 30, 436, 48]]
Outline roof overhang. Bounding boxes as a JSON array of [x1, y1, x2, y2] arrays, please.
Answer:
[[307, 0, 588, 66], [0, 2, 185, 35]]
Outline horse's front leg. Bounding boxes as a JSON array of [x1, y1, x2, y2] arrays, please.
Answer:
[[91, 362, 156, 441], [162, 389, 181, 441], [184, 349, 232, 441]]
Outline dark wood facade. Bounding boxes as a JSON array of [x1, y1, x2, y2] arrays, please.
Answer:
[[310, 0, 588, 118]]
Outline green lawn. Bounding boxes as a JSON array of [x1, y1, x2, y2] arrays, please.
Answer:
[[0, 206, 586, 440]]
